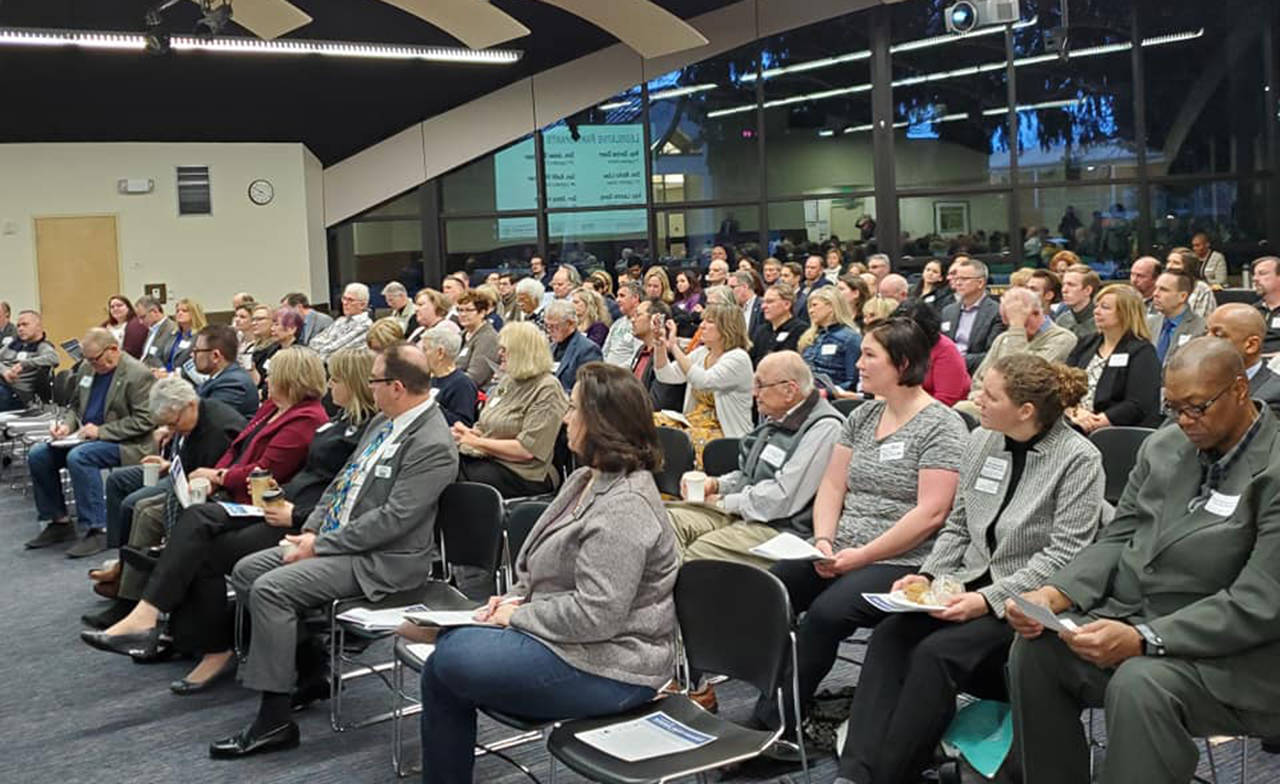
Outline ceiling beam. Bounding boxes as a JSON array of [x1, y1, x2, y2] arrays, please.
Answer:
[[534, 0, 708, 58], [377, 0, 531, 49]]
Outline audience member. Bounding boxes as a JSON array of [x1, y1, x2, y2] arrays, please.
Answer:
[[644, 267, 675, 304], [102, 295, 147, 359], [672, 268, 705, 317], [135, 295, 176, 369], [1049, 251, 1073, 278], [232, 302, 257, 360], [941, 257, 1003, 373], [1129, 256, 1162, 315], [839, 353, 1104, 784], [602, 280, 642, 367], [0, 310, 58, 412], [878, 273, 910, 304], [156, 298, 206, 378], [1206, 303, 1280, 414], [750, 283, 804, 364], [474, 284, 505, 333], [1251, 256, 1280, 354], [0, 302, 15, 343], [1008, 337, 1280, 784], [453, 322, 569, 498], [193, 324, 260, 417], [25, 329, 155, 555], [837, 273, 872, 332], [366, 317, 405, 352], [530, 255, 550, 287], [231, 292, 255, 310], [415, 362, 674, 784], [1165, 248, 1216, 320], [409, 288, 461, 344], [495, 273, 520, 325], [545, 299, 602, 393], [248, 306, 283, 396], [706, 257, 730, 288], [382, 281, 414, 334], [423, 328, 478, 427], [282, 293, 332, 346], [762, 257, 782, 285], [867, 253, 891, 283], [1192, 231, 1228, 286], [310, 283, 373, 358], [549, 265, 580, 303], [824, 246, 845, 281], [453, 290, 500, 389], [572, 286, 612, 348], [1009, 267, 1035, 289], [799, 287, 862, 393], [1065, 284, 1161, 432], [862, 295, 898, 329], [755, 318, 965, 733], [729, 270, 763, 337], [514, 277, 548, 332], [667, 352, 843, 564], [1055, 264, 1101, 343], [1148, 269, 1206, 366], [211, 343, 457, 758], [910, 260, 952, 314], [629, 298, 685, 411], [890, 299, 969, 407], [1028, 269, 1063, 318], [960, 287, 1077, 410], [586, 269, 620, 322], [796, 254, 832, 320]]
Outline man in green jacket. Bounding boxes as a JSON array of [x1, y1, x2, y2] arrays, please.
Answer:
[[1006, 336, 1280, 784]]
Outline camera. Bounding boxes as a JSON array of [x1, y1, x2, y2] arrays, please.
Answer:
[[944, 0, 1019, 34]]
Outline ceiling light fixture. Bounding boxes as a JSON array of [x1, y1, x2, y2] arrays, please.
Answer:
[[0, 26, 523, 64]]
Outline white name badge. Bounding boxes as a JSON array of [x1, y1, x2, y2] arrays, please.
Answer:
[[551, 361, 561, 373], [178, 340, 191, 350], [458, 347, 470, 359], [941, 321, 952, 332], [1205, 491, 1240, 517], [0, 336, 10, 347], [924, 294, 935, 303], [775, 331, 790, 342], [760, 443, 787, 468], [1108, 353, 1130, 368], [374, 464, 393, 479], [15, 351, 27, 361], [879, 441, 905, 462], [381, 443, 400, 459], [79, 375, 92, 388], [974, 477, 1001, 495], [1272, 317, 1280, 330], [148, 345, 159, 356], [821, 343, 838, 356], [1177, 334, 1190, 347], [316, 422, 335, 433], [263, 359, 271, 372], [980, 456, 1008, 481]]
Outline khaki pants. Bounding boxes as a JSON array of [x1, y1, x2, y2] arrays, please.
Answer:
[[118, 494, 167, 601], [666, 502, 777, 568]]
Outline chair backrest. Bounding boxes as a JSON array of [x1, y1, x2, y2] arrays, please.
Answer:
[[653, 426, 695, 496], [1089, 426, 1155, 505], [701, 437, 740, 478], [956, 409, 980, 431], [831, 397, 863, 417], [51, 368, 77, 407], [503, 500, 550, 568], [437, 482, 505, 573], [675, 560, 793, 697]]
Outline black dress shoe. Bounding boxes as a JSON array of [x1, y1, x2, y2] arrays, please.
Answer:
[[209, 722, 300, 759], [171, 656, 238, 695], [120, 545, 160, 573], [129, 635, 175, 664], [24, 522, 76, 549], [80, 627, 162, 658], [81, 599, 136, 630], [290, 676, 332, 712]]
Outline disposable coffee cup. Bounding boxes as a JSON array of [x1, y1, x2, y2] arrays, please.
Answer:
[[682, 471, 708, 503], [189, 477, 211, 505], [279, 538, 298, 557], [142, 463, 160, 487], [249, 468, 273, 507]]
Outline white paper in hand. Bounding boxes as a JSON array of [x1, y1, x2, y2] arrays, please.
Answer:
[[404, 609, 496, 628], [170, 455, 191, 509], [1009, 593, 1078, 633], [749, 532, 829, 561], [659, 409, 692, 428], [862, 592, 949, 613], [575, 712, 715, 762]]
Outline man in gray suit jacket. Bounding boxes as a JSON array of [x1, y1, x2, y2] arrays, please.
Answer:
[[1206, 303, 1280, 416], [1006, 338, 1280, 784], [940, 257, 1004, 373], [1147, 269, 1206, 367], [213, 343, 458, 759], [135, 295, 177, 370]]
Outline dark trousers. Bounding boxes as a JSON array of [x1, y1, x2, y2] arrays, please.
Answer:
[[457, 455, 554, 499], [840, 614, 1012, 783], [144, 502, 291, 655], [0, 383, 24, 411], [753, 560, 913, 728]]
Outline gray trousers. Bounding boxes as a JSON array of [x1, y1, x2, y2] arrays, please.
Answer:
[[231, 547, 362, 694], [1009, 627, 1280, 784], [118, 494, 168, 601]]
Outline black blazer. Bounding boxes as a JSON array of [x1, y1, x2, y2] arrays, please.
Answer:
[[281, 413, 370, 528], [941, 295, 1005, 374], [1250, 364, 1280, 418], [174, 398, 247, 471], [918, 285, 954, 317], [1066, 332, 1161, 427]]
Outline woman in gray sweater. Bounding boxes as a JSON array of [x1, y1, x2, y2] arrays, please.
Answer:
[[420, 362, 678, 784]]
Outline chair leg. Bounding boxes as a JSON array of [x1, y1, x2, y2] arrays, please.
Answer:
[[1203, 737, 1220, 784], [329, 602, 345, 732], [1239, 737, 1248, 784], [392, 657, 405, 777], [790, 634, 812, 784]]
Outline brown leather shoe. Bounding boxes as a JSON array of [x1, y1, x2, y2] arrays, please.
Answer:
[[93, 580, 119, 599], [89, 560, 122, 583], [688, 683, 718, 713]]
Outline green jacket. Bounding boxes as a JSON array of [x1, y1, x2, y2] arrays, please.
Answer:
[[1051, 404, 1280, 713], [63, 352, 157, 465]]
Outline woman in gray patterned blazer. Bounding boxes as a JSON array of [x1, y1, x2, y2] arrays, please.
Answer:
[[834, 353, 1106, 784]]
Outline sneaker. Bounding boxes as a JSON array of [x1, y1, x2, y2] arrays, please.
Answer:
[[24, 521, 76, 549], [66, 530, 108, 559]]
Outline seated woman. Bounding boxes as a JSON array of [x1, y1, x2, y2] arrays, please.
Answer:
[[80, 347, 335, 667], [643, 267, 676, 305], [103, 294, 147, 359], [366, 316, 405, 352], [423, 327, 478, 427], [910, 260, 953, 315], [232, 302, 257, 363], [654, 303, 754, 461], [414, 362, 677, 784], [452, 322, 569, 498], [1065, 283, 1161, 432], [836, 354, 1104, 784], [155, 298, 207, 379], [896, 298, 971, 406], [572, 286, 613, 347], [455, 289, 501, 389], [251, 307, 303, 400], [861, 295, 897, 329], [799, 287, 862, 393], [672, 268, 705, 318], [836, 274, 872, 333], [755, 318, 966, 731], [408, 288, 461, 344]]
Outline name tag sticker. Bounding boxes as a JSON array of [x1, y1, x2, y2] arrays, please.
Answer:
[[551, 361, 561, 373], [381, 443, 400, 459], [980, 456, 1009, 481], [760, 443, 786, 468], [178, 340, 191, 350], [879, 441, 905, 462], [1108, 353, 1130, 368], [821, 343, 838, 356], [374, 465, 393, 479], [0, 336, 10, 346], [316, 422, 335, 433], [148, 346, 159, 355], [1272, 317, 1280, 330], [775, 331, 789, 342], [1177, 334, 1190, 347], [79, 375, 92, 388], [974, 477, 1001, 495], [1205, 491, 1240, 517], [15, 351, 27, 361], [458, 347, 470, 359], [941, 321, 952, 332]]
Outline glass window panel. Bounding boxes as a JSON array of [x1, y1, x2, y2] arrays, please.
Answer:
[[542, 87, 647, 210], [444, 217, 539, 277], [897, 194, 1011, 268], [655, 205, 759, 263], [1151, 181, 1269, 276], [547, 209, 649, 272], [442, 135, 537, 214], [362, 189, 421, 218], [767, 197, 879, 262], [1016, 185, 1142, 271], [649, 42, 761, 203], [330, 217, 424, 308], [1140, 0, 1268, 176]]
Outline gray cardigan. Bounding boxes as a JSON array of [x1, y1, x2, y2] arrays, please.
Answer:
[[920, 419, 1107, 616], [458, 319, 500, 389], [509, 467, 678, 690]]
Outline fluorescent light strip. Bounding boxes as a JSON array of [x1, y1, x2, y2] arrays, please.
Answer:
[[649, 83, 716, 101], [981, 98, 1080, 115], [0, 26, 522, 63], [708, 28, 1202, 118]]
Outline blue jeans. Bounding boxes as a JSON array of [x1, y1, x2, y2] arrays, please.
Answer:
[[28, 440, 121, 533], [420, 627, 656, 784], [105, 466, 170, 548], [0, 383, 23, 412]]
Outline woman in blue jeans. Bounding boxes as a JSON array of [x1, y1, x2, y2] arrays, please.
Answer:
[[417, 361, 679, 784]]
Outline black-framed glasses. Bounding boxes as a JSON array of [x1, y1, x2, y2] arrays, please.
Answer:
[[192, 348, 215, 354], [1162, 378, 1240, 420], [367, 377, 397, 386], [84, 347, 115, 362], [752, 378, 793, 392]]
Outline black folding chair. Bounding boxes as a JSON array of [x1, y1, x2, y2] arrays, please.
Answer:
[[500, 500, 549, 592], [956, 409, 980, 431], [1089, 427, 1155, 506], [546, 560, 811, 783], [832, 397, 865, 417], [654, 426, 695, 498], [700, 437, 740, 478]]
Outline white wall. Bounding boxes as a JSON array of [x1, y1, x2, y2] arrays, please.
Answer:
[[0, 142, 329, 317]]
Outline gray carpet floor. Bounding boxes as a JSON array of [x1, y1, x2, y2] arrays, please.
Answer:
[[1, 464, 1276, 783]]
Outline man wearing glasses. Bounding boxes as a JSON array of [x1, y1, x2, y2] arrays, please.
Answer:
[[308, 282, 372, 359], [191, 325, 259, 417], [940, 256, 1004, 373], [1006, 336, 1280, 784], [25, 328, 155, 556]]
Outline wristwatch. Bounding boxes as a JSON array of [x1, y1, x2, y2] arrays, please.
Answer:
[[1134, 623, 1166, 657]]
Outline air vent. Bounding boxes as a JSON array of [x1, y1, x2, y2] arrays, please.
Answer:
[[177, 165, 211, 215]]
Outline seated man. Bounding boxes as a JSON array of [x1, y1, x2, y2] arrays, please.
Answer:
[[212, 343, 457, 758], [192, 324, 260, 417], [1007, 336, 1280, 784], [308, 283, 372, 358], [545, 298, 601, 394], [0, 309, 58, 412], [1147, 269, 1206, 367], [630, 297, 685, 412], [26, 328, 155, 557], [941, 257, 1004, 373], [667, 352, 842, 565], [1207, 303, 1280, 415]]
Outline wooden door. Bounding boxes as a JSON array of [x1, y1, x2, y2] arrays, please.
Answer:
[[34, 216, 121, 350]]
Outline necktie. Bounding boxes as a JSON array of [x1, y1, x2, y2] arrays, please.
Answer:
[[319, 420, 394, 533], [1157, 320, 1175, 362]]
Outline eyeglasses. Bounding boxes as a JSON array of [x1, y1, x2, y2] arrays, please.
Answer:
[[456, 306, 478, 314], [367, 377, 397, 386], [1162, 378, 1240, 420], [752, 379, 793, 391], [84, 349, 110, 362]]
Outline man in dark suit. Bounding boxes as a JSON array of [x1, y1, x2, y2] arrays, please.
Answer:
[[795, 254, 832, 320], [545, 299, 602, 393], [1207, 303, 1280, 415], [1007, 338, 1280, 784], [214, 343, 458, 758], [193, 325, 259, 417], [135, 295, 177, 370], [729, 270, 764, 337], [630, 298, 685, 411], [940, 257, 1004, 373]]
